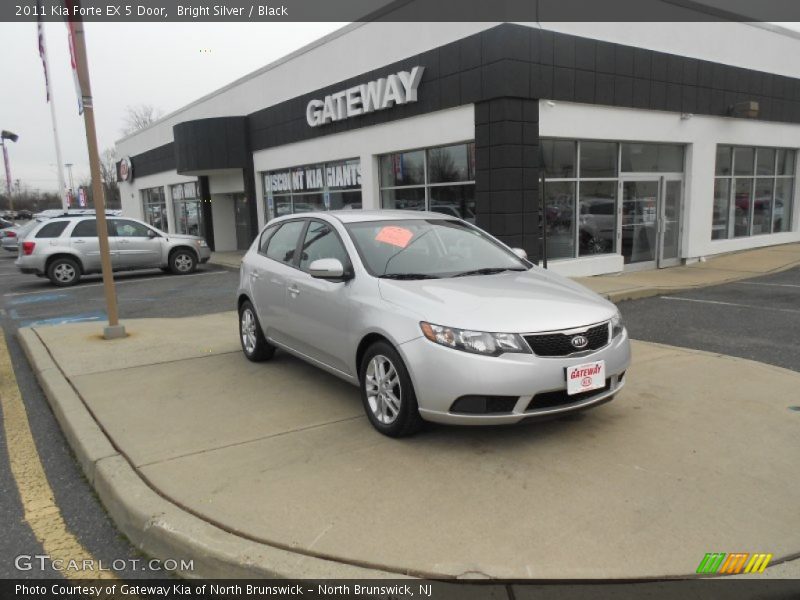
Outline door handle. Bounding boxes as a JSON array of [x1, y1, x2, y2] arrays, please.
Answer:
[[118, 239, 129, 244], [250, 271, 260, 279], [287, 284, 300, 296], [73, 239, 85, 244]]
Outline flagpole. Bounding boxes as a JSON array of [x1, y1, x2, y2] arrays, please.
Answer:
[[68, 11, 125, 340], [39, 22, 68, 210]]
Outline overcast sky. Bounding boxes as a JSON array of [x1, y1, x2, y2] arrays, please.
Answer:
[[0, 22, 345, 192], [1, 21, 799, 193]]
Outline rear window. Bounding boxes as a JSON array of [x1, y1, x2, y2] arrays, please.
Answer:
[[71, 219, 97, 237], [35, 221, 69, 239]]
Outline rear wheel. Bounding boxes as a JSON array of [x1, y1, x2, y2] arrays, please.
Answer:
[[47, 257, 81, 287], [359, 341, 423, 437], [170, 249, 197, 274], [239, 301, 275, 362]]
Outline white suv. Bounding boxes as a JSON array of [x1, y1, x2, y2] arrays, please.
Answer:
[[15, 215, 211, 286]]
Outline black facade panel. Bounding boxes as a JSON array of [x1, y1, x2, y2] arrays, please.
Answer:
[[531, 64, 554, 99], [682, 58, 699, 86], [650, 52, 668, 82], [614, 75, 634, 107], [439, 41, 460, 76], [461, 66, 483, 103], [596, 73, 615, 105], [553, 67, 576, 101], [554, 34, 576, 68], [540, 30, 555, 65], [595, 41, 615, 74], [632, 78, 650, 109], [633, 48, 651, 79], [460, 34, 482, 70], [575, 37, 596, 71], [130, 142, 176, 178], [575, 70, 596, 104], [667, 55, 683, 84], [614, 46, 634, 76], [174, 117, 248, 174]]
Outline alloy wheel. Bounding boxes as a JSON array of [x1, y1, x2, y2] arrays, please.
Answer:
[[174, 253, 193, 272], [53, 263, 76, 283], [365, 355, 402, 425], [241, 308, 257, 354]]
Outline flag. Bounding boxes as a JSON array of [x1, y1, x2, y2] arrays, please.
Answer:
[[64, 1, 84, 114], [37, 1, 50, 102]]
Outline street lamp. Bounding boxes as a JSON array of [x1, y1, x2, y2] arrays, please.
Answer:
[[1, 130, 19, 213]]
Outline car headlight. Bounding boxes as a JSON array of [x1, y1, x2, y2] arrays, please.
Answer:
[[196, 240, 208, 248], [611, 311, 624, 338], [420, 322, 529, 356]]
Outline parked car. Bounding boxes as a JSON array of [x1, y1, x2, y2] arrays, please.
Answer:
[[16, 209, 33, 220], [2, 218, 45, 253], [15, 215, 211, 286], [237, 210, 630, 437]]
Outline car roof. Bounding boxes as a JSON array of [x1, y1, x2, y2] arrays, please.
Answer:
[[279, 210, 460, 225]]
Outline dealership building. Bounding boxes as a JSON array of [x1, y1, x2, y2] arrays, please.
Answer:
[[116, 16, 800, 276]]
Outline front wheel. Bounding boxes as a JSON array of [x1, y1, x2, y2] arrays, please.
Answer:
[[239, 301, 275, 362], [169, 249, 197, 275], [359, 341, 423, 437]]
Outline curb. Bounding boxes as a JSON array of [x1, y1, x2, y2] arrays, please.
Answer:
[[17, 327, 405, 580], [599, 258, 800, 304]]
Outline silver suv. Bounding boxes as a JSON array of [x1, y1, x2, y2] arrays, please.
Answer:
[[15, 215, 211, 286]]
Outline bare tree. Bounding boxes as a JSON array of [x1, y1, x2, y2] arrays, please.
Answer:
[[121, 104, 163, 136], [100, 147, 121, 209]]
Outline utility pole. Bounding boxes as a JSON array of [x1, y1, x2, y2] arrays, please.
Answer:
[[69, 12, 125, 340]]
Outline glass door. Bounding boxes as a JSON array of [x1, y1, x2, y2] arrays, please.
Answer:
[[620, 176, 683, 270], [621, 180, 659, 269], [659, 178, 683, 267], [233, 194, 252, 251]]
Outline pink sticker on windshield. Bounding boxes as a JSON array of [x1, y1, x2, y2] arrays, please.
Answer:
[[375, 226, 414, 248]]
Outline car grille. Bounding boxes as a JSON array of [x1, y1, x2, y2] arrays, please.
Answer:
[[523, 322, 609, 357], [526, 378, 611, 411]]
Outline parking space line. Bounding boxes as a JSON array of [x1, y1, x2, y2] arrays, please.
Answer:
[[0, 334, 117, 580], [660, 296, 800, 315], [734, 281, 800, 289], [3, 270, 230, 298]]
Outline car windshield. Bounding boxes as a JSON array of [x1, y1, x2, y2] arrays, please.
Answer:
[[345, 219, 529, 278]]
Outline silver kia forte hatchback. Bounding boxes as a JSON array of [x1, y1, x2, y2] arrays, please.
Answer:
[[237, 210, 630, 437]]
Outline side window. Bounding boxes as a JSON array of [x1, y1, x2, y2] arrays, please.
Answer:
[[258, 225, 279, 256], [265, 220, 305, 265], [35, 221, 69, 239], [71, 219, 98, 238], [299, 221, 350, 272], [112, 219, 152, 237]]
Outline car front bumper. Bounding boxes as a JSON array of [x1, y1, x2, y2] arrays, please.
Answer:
[[399, 329, 631, 425]]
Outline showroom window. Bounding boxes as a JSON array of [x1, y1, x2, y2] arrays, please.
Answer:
[[141, 186, 167, 231], [541, 140, 684, 260], [263, 158, 361, 220], [713, 146, 796, 239], [171, 182, 204, 237], [379, 142, 476, 222]]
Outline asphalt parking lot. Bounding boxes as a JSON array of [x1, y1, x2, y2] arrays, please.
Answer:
[[619, 266, 800, 372], [0, 253, 239, 578], [1, 251, 798, 578]]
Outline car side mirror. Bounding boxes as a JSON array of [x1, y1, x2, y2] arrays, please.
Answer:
[[308, 258, 347, 280], [147, 229, 158, 238], [511, 247, 528, 260]]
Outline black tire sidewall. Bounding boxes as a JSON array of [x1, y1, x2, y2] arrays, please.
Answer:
[[170, 249, 197, 274], [47, 257, 81, 287], [359, 341, 421, 437]]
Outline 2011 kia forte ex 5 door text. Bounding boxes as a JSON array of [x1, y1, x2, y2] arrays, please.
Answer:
[[236, 211, 630, 437]]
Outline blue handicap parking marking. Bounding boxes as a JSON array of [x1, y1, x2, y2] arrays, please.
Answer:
[[19, 311, 107, 328], [6, 293, 67, 306]]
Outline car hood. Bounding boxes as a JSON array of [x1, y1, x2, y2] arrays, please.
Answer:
[[378, 268, 616, 333]]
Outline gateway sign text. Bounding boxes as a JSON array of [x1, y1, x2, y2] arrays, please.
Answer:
[[306, 66, 424, 128]]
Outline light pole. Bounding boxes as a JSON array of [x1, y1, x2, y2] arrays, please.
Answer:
[[1, 130, 19, 214]]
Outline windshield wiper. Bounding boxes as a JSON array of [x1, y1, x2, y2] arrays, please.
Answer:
[[379, 273, 440, 280], [452, 267, 526, 278]]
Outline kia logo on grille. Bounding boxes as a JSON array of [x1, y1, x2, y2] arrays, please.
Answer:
[[571, 334, 589, 349]]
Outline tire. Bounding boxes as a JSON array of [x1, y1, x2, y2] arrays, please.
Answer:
[[359, 341, 423, 437], [169, 248, 197, 275], [238, 300, 275, 362], [47, 256, 81, 287]]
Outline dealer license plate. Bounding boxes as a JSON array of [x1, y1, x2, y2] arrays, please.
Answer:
[[566, 361, 606, 396]]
